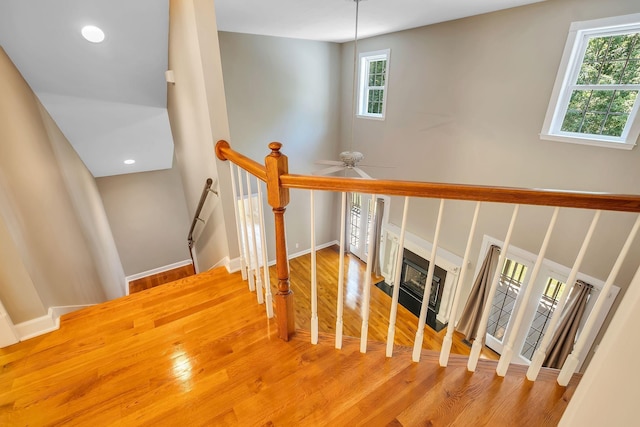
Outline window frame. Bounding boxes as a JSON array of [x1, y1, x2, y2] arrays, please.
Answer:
[[357, 49, 391, 120], [540, 13, 640, 150]]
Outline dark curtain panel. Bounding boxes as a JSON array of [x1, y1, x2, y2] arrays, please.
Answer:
[[456, 245, 501, 342], [543, 280, 592, 369], [371, 198, 385, 276]]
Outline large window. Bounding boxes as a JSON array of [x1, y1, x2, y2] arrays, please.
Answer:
[[357, 49, 390, 119], [541, 14, 640, 149]]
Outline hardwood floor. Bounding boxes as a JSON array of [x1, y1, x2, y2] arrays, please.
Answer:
[[274, 245, 499, 360], [0, 267, 578, 425], [128, 263, 195, 294]]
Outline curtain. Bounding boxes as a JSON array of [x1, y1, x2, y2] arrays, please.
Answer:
[[371, 197, 385, 276], [543, 280, 592, 369], [456, 245, 501, 342]]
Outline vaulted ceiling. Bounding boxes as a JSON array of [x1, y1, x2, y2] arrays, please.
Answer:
[[0, 0, 544, 177]]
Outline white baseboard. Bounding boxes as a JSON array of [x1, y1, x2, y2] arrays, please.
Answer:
[[267, 240, 339, 267], [210, 256, 230, 271], [14, 304, 95, 341], [226, 257, 242, 273], [125, 259, 193, 295], [14, 313, 57, 341], [224, 241, 339, 274]]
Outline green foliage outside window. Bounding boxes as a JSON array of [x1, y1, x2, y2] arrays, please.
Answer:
[[561, 32, 640, 137]]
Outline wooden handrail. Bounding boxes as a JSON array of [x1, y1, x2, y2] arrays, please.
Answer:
[[215, 140, 640, 213], [187, 177, 216, 250], [280, 175, 640, 213], [216, 140, 267, 182]]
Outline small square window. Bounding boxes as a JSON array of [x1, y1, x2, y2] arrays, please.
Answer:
[[541, 14, 640, 150], [357, 49, 390, 120]]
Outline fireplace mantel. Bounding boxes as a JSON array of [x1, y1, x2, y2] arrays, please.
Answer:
[[380, 223, 463, 325]]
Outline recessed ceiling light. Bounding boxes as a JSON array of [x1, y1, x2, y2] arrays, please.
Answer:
[[124, 159, 136, 165], [81, 25, 105, 43]]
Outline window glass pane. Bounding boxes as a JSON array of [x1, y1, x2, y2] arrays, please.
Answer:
[[561, 90, 637, 137], [350, 193, 361, 248], [520, 278, 566, 361], [561, 110, 584, 133], [578, 33, 640, 85], [623, 59, 640, 84], [602, 113, 629, 136], [582, 112, 606, 134], [486, 259, 527, 343]]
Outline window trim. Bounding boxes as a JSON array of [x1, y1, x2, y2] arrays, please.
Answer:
[[357, 49, 391, 120], [540, 13, 640, 150]]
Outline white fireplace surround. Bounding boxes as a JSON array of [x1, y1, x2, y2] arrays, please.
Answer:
[[380, 223, 463, 325]]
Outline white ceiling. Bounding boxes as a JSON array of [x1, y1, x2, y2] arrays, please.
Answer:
[[215, 0, 545, 43], [0, 0, 172, 177], [0, 0, 544, 177]]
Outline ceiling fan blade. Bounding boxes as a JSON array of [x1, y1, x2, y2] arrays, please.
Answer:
[[315, 159, 343, 166], [359, 163, 395, 169], [314, 165, 346, 176], [353, 167, 373, 180]]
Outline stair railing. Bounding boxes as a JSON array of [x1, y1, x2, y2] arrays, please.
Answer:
[[215, 140, 640, 385], [187, 177, 218, 272]]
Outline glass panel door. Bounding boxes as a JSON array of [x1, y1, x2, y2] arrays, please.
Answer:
[[520, 278, 566, 361], [485, 258, 528, 353], [348, 193, 374, 261]]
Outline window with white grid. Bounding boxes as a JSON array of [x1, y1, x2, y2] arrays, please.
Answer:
[[541, 14, 640, 149], [357, 49, 390, 119]]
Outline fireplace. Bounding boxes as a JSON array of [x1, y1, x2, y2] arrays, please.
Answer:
[[383, 249, 448, 331]]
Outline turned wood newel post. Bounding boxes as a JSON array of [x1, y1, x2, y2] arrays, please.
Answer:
[[265, 142, 295, 341]]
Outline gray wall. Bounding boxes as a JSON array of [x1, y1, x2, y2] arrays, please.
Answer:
[[167, 0, 236, 271], [0, 47, 125, 323], [218, 32, 342, 258], [96, 167, 192, 276], [337, 0, 640, 364]]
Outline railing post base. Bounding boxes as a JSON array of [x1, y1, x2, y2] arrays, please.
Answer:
[[275, 291, 295, 341]]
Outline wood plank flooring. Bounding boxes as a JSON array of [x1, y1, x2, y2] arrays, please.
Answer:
[[275, 245, 499, 360], [128, 263, 195, 294], [0, 267, 578, 426]]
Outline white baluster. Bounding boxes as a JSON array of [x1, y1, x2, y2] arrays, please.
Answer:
[[496, 207, 559, 376], [440, 202, 481, 367], [468, 204, 520, 372], [229, 163, 247, 280], [386, 197, 410, 357], [257, 180, 273, 318], [335, 192, 347, 350], [246, 172, 263, 303], [527, 210, 601, 381], [412, 199, 445, 362], [237, 168, 255, 292], [557, 214, 640, 386], [310, 190, 319, 344], [360, 195, 378, 353]]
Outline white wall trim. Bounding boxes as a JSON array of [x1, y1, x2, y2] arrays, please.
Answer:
[[13, 304, 95, 342], [226, 256, 242, 273], [125, 259, 193, 295], [14, 314, 57, 341], [209, 256, 230, 271], [267, 240, 339, 267]]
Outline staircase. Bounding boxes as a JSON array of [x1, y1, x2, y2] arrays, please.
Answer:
[[0, 268, 578, 426]]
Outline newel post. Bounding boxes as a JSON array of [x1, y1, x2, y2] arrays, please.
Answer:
[[265, 142, 295, 341]]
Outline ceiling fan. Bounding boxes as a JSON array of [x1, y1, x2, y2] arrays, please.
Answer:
[[314, 0, 385, 181], [314, 151, 372, 179]]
